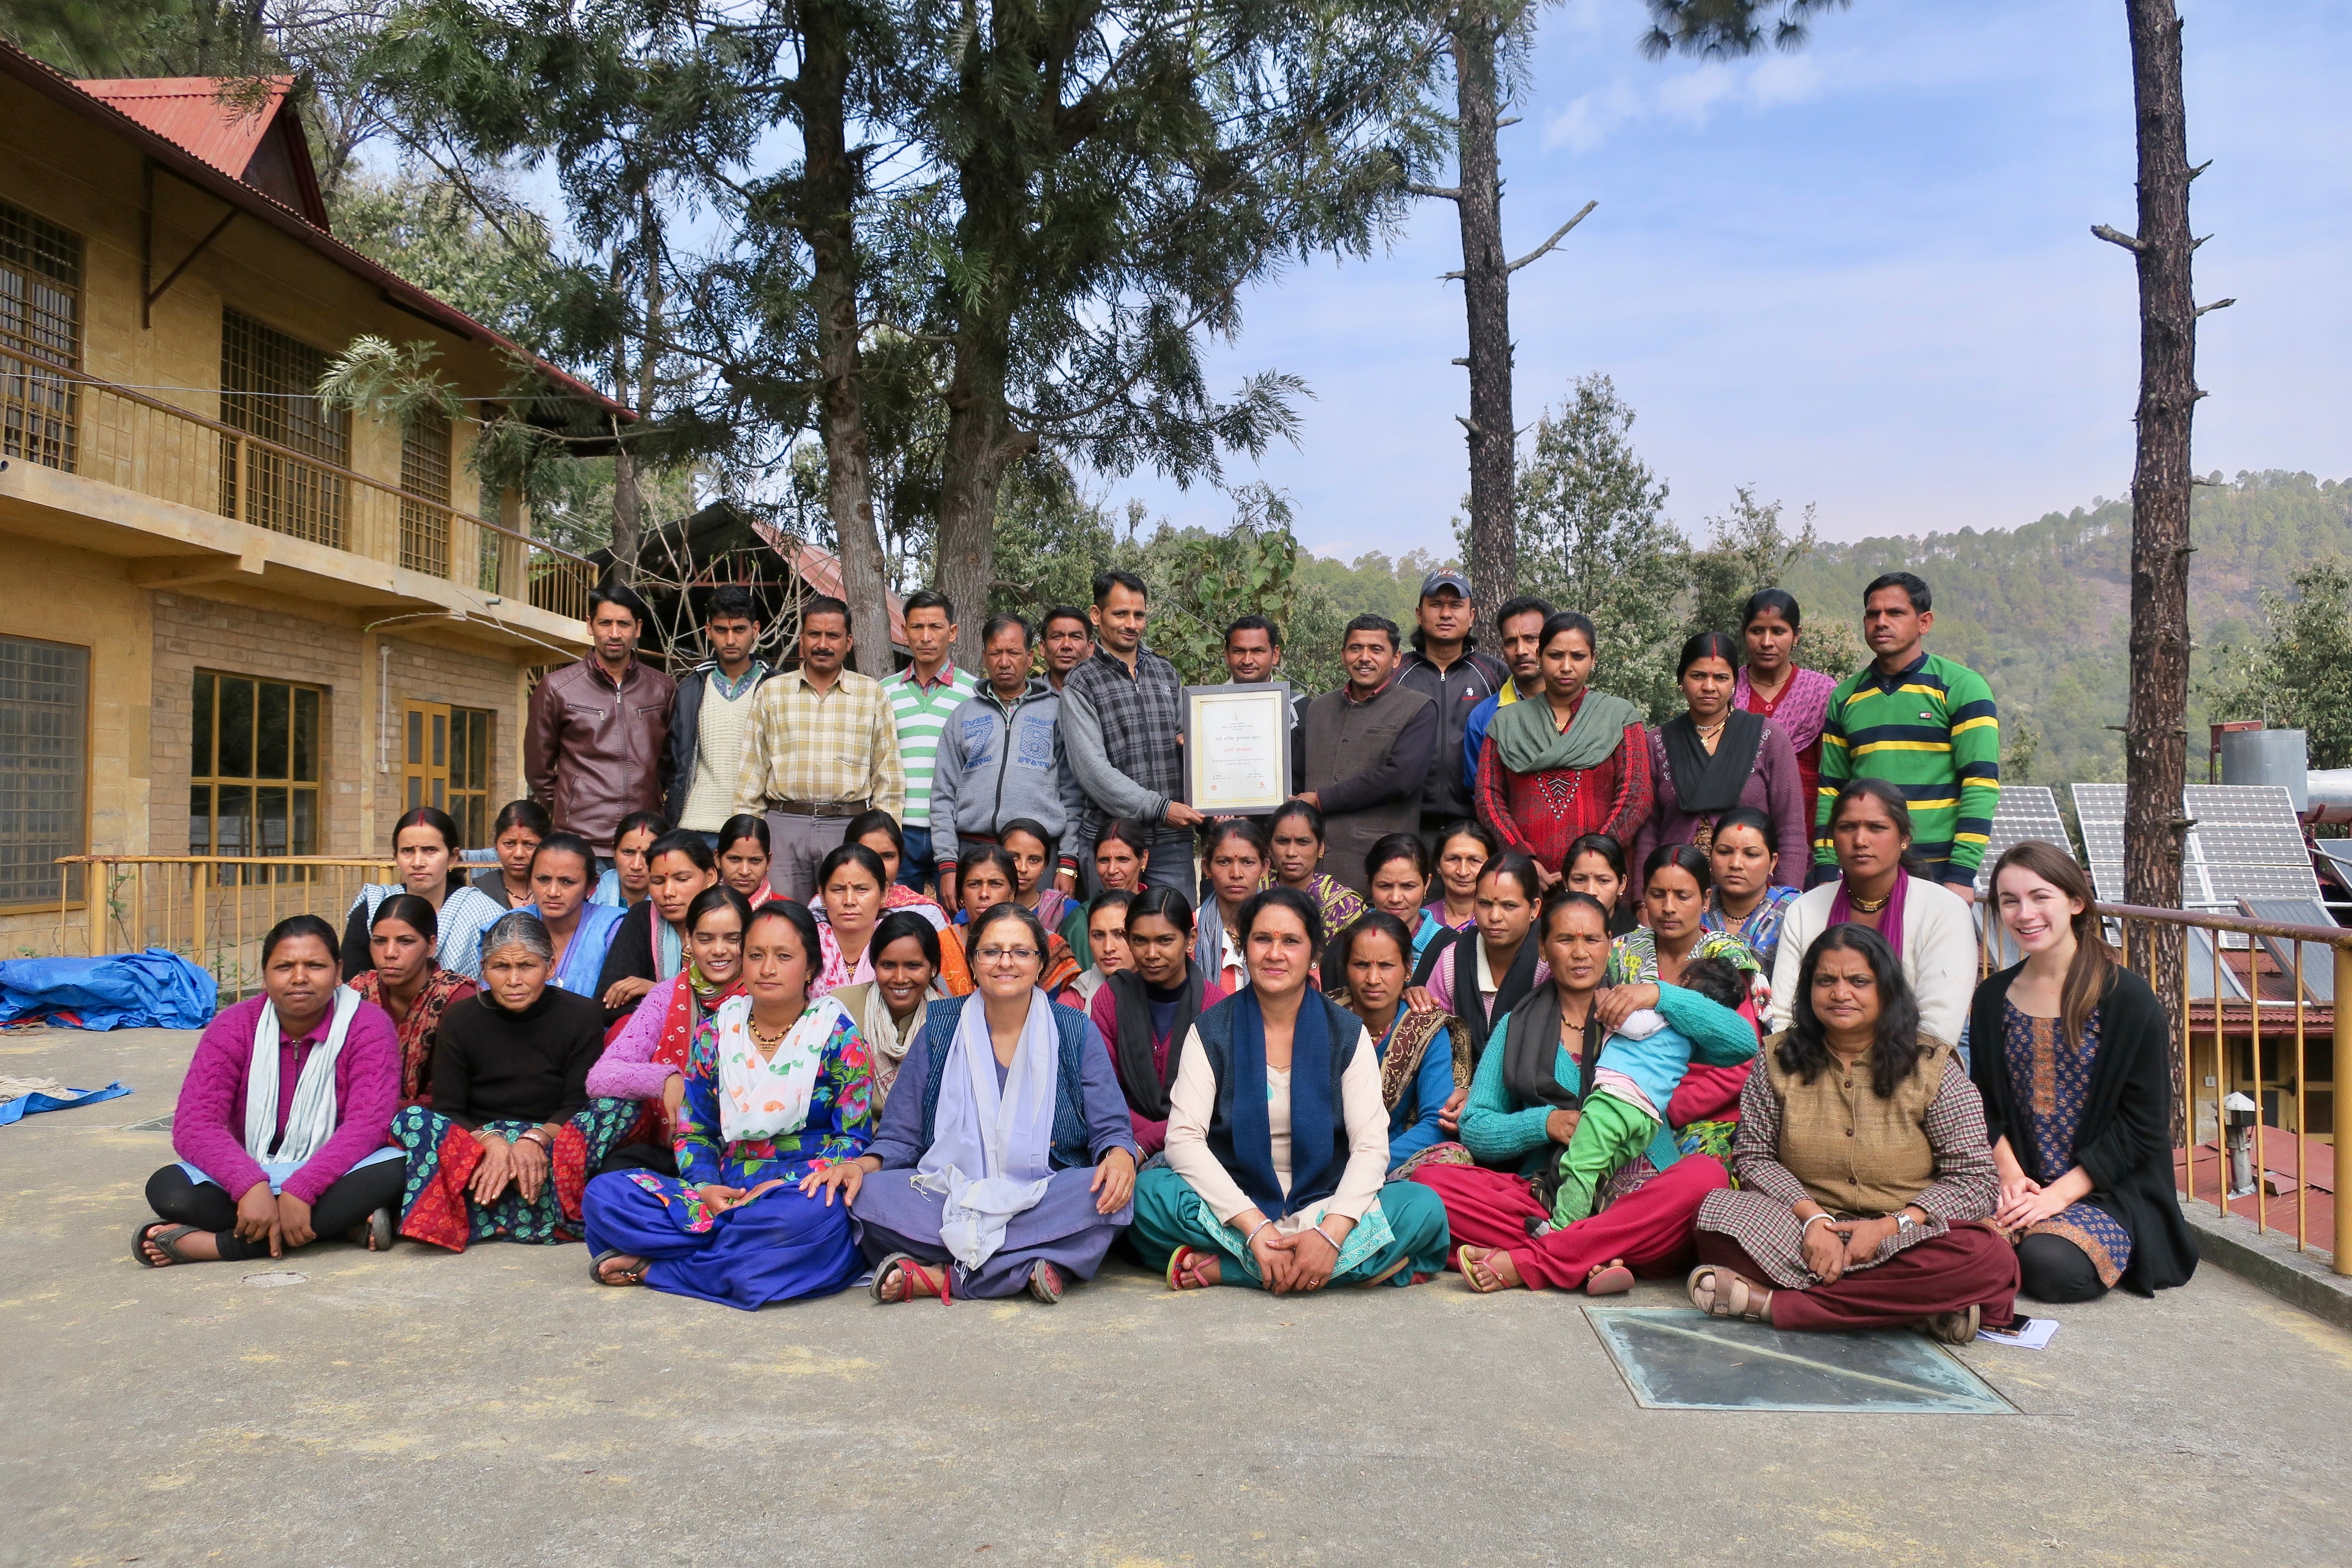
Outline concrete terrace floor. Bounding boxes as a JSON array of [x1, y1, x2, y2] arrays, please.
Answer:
[[6, 1026, 2352, 1568]]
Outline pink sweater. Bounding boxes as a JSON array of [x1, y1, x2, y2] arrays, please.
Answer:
[[585, 973, 687, 1102], [171, 994, 401, 1206]]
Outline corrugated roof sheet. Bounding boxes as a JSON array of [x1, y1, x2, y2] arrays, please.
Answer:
[[79, 75, 287, 176]]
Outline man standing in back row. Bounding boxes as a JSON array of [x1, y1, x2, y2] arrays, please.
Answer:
[[1815, 571, 1999, 901], [527, 582, 676, 870], [879, 589, 979, 891], [1395, 569, 1507, 842], [1057, 570, 1202, 895], [666, 585, 773, 842], [735, 596, 906, 901], [1298, 615, 1437, 897]]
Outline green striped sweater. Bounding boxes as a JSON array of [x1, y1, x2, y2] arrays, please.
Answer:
[[882, 664, 979, 828], [1814, 649, 1999, 882]]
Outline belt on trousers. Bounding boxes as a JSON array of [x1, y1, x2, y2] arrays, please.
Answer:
[[768, 798, 870, 819]]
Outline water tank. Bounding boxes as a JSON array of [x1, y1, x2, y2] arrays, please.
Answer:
[[2307, 769, 2352, 827], [2218, 728, 2309, 812]]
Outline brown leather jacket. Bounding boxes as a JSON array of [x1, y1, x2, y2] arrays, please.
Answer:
[[525, 657, 677, 853]]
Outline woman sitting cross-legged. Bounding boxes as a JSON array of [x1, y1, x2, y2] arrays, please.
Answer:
[[819, 902, 1139, 1305], [1972, 842, 2196, 1302], [1128, 887, 1452, 1293], [387, 912, 640, 1250], [581, 902, 876, 1308], [1088, 887, 1230, 1160], [586, 885, 754, 1176], [827, 910, 947, 1114], [1691, 923, 2018, 1340], [347, 893, 478, 1106], [1329, 911, 1455, 1176], [137, 916, 404, 1266], [1423, 890, 1746, 1295]]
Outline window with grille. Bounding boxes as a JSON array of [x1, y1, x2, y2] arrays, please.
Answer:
[[401, 700, 493, 848], [399, 404, 452, 576], [0, 200, 81, 473], [190, 671, 323, 881], [0, 635, 86, 906], [219, 309, 348, 548]]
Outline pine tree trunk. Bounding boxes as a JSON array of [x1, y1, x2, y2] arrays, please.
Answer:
[[1451, 8, 1515, 640], [2118, 0, 2196, 1090], [935, 317, 1029, 669], [800, 0, 891, 676]]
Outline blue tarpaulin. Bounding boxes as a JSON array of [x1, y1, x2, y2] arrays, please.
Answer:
[[0, 1081, 131, 1126], [0, 949, 217, 1031]]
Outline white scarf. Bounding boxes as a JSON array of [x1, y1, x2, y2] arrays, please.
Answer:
[[244, 987, 361, 1169], [914, 989, 1058, 1271], [713, 993, 841, 1143]]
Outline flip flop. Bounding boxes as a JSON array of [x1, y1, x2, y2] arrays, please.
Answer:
[[1456, 1244, 1513, 1294], [1027, 1262, 1065, 1304], [1164, 1245, 1215, 1291], [588, 1249, 649, 1286], [871, 1251, 952, 1305], [133, 1221, 205, 1267], [1921, 1305, 1981, 1344], [345, 1207, 395, 1253], [1584, 1259, 1635, 1296]]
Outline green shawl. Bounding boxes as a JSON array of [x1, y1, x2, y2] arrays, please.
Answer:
[[1490, 687, 1645, 775]]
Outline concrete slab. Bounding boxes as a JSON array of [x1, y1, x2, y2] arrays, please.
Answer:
[[6, 1024, 2352, 1567]]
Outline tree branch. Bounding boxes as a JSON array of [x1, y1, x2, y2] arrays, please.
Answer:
[[2194, 297, 2236, 317], [1406, 182, 1461, 201], [2092, 222, 2148, 253], [1505, 200, 1599, 273]]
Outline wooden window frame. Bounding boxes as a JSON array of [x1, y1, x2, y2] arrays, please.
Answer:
[[0, 196, 83, 475], [190, 669, 326, 883], [219, 308, 349, 548], [399, 699, 493, 849]]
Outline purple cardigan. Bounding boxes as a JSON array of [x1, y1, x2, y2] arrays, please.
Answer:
[[171, 994, 401, 1206], [1633, 718, 1811, 897], [585, 972, 686, 1102]]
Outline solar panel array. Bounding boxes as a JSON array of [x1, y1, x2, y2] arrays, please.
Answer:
[[2068, 783, 2323, 910], [2238, 899, 2337, 1004], [2070, 784, 2130, 904], [1972, 785, 2070, 894]]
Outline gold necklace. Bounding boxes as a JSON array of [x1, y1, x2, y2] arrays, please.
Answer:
[[1847, 887, 1892, 913], [747, 1014, 793, 1048]]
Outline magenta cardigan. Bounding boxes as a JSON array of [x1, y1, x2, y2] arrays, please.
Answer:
[[585, 972, 686, 1102], [171, 994, 401, 1206], [1632, 717, 1811, 897]]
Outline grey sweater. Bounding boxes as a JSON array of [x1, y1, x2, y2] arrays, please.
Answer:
[[930, 679, 1089, 862]]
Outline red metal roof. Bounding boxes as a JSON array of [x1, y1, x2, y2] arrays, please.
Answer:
[[0, 41, 631, 430]]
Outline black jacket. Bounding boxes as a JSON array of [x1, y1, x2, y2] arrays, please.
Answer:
[[665, 662, 776, 824], [1395, 645, 1508, 824], [1968, 962, 2198, 1296]]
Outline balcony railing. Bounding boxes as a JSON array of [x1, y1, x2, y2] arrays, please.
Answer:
[[0, 338, 596, 624], [1984, 901, 2350, 1274], [50, 854, 392, 998]]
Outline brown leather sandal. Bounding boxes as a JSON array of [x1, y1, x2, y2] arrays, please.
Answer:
[[1687, 1264, 1770, 1322]]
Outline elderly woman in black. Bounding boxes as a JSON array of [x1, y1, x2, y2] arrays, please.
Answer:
[[1692, 922, 2017, 1340], [1972, 842, 2196, 1301]]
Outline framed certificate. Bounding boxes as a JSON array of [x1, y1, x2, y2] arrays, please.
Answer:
[[1183, 682, 1294, 814]]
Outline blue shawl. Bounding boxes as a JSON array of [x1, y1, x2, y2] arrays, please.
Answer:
[[1222, 989, 1342, 1219]]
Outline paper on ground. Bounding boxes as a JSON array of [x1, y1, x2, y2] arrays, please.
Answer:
[[1977, 1315, 2059, 1349]]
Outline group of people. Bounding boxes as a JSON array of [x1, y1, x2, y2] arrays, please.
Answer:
[[130, 564, 2194, 1338]]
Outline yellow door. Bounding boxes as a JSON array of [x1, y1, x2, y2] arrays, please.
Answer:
[[400, 699, 451, 813]]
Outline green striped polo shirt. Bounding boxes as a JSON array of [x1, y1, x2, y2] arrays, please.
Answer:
[[1814, 649, 2000, 881], [881, 663, 979, 828]]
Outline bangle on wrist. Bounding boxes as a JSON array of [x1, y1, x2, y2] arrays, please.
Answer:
[[1241, 1218, 1272, 1250], [1800, 1213, 1834, 1235], [1312, 1223, 1342, 1253]]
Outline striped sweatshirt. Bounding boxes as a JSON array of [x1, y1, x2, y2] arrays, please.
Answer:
[[880, 663, 979, 828], [1814, 649, 1999, 883]]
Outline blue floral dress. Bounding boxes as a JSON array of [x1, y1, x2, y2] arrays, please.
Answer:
[[2002, 1001, 2133, 1286]]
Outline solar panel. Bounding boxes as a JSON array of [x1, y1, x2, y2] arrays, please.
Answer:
[[2315, 840, 2352, 896], [1972, 785, 2072, 894], [2187, 785, 2324, 906], [2071, 784, 2129, 903], [2183, 925, 2250, 1001], [2236, 899, 2341, 1004]]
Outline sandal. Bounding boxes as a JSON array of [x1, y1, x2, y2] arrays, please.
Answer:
[[588, 1249, 650, 1287], [1687, 1264, 1770, 1323], [1164, 1245, 1216, 1292], [1027, 1262, 1065, 1304], [132, 1221, 203, 1268], [1456, 1244, 1516, 1294], [345, 1207, 395, 1253], [870, 1251, 952, 1306], [1921, 1305, 1981, 1345], [1584, 1259, 1635, 1296]]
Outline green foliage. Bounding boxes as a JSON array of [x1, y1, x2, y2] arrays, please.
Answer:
[[1483, 373, 1690, 720], [2203, 560, 2352, 770], [328, 172, 568, 338], [1684, 484, 1864, 677], [315, 335, 462, 432]]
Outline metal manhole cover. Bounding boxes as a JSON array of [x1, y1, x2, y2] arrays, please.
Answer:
[[1584, 1307, 2012, 1414], [240, 1271, 307, 1288]]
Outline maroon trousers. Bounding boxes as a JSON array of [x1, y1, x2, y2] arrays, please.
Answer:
[[1415, 1155, 1729, 1291], [1697, 1224, 2020, 1332]]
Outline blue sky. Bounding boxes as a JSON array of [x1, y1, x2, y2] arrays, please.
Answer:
[[1107, 0, 2352, 561]]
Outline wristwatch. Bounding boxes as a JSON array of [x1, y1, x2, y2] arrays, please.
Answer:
[[1895, 1210, 1918, 1237]]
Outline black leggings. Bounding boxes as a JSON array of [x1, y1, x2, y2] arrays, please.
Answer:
[[144, 1161, 406, 1262], [2017, 1231, 2110, 1304], [596, 1141, 677, 1178]]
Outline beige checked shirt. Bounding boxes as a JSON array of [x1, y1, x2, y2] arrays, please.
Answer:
[[732, 667, 906, 819]]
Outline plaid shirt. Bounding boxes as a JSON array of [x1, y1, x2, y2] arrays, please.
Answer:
[[732, 667, 906, 818], [1061, 644, 1185, 840]]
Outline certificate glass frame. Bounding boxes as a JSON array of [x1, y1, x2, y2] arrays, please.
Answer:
[[1182, 682, 1293, 815]]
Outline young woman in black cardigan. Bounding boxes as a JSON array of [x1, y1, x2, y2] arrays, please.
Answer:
[[1971, 842, 2196, 1302]]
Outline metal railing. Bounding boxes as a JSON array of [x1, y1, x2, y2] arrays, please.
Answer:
[[1983, 901, 2350, 1273], [49, 854, 392, 999], [0, 338, 596, 623]]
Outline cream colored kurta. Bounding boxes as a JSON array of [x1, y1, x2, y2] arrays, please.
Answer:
[[1766, 876, 1977, 1046], [1163, 1017, 1390, 1231]]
